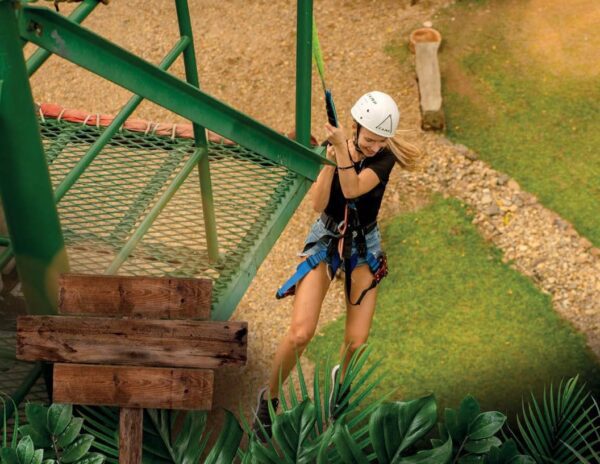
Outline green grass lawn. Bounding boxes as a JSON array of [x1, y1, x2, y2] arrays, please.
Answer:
[[305, 196, 600, 420], [391, 0, 600, 246]]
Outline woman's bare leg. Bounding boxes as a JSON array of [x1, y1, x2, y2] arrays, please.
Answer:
[[338, 264, 378, 381], [268, 262, 331, 398]]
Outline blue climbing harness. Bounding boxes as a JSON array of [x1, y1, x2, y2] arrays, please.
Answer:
[[276, 203, 388, 306]]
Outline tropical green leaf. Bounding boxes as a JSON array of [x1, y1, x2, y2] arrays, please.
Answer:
[[464, 436, 502, 454], [445, 408, 462, 442], [72, 452, 104, 464], [17, 426, 51, 450], [24, 405, 49, 439], [248, 437, 281, 463], [370, 395, 438, 463], [513, 376, 598, 464], [145, 409, 177, 461], [509, 457, 536, 464], [41, 460, 55, 464], [458, 455, 484, 463], [397, 436, 452, 464], [47, 405, 72, 437], [272, 400, 317, 464], [56, 418, 84, 448], [60, 435, 93, 463], [30, 449, 43, 464], [331, 420, 369, 464], [483, 440, 535, 464], [459, 396, 481, 435], [468, 412, 506, 440], [172, 411, 206, 464], [315, 426, 335, 464], [1, 448, 20, 464], [16, 436, 35, 464], [204, 410, 243, 464]]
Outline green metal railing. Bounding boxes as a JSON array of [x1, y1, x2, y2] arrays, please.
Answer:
[[174, 0, 219, 262], [0, 0, 326, 416], [52, 36, 191, 203], [26, 0, 101, 76]]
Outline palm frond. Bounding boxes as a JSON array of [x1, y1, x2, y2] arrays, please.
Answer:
[[513, 376, 600, 463]]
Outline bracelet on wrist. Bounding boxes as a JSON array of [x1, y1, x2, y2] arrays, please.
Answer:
[[337, 164, 354, 170]]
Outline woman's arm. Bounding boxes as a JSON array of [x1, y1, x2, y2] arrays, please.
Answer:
[[325, 123, 381, 199], [310, 145, 336, 212]]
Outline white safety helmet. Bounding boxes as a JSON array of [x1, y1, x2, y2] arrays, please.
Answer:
[[350, 91, 400, 138]]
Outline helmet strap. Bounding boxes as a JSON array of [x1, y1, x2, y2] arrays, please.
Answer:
[[354, 123, 364, 155]]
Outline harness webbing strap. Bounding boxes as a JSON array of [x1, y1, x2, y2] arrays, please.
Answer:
[[347, 253, 388, 306], [275, 249, 329, 299]]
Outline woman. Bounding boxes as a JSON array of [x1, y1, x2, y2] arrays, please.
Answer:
[[253, 91, 420, 440]]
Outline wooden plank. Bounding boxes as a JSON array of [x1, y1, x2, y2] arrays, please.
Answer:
[[119, 407, 143, 464], [58, 274, 211, 319], [415, 41, 445, 131], [17, 316, 247, 369], [53, 364, 214, 409]]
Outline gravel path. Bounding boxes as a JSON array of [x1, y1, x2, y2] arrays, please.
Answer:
[[21, 0, 599, 440]]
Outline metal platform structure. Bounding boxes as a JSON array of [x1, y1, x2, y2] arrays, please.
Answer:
[[0, 0, 327, 416]]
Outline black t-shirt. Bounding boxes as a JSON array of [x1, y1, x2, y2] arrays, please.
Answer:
[[324, 147, 396, 225]]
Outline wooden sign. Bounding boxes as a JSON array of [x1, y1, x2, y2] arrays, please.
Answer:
[[53, 364, 214, 410], [17, 316, 247, 368], [58, 274, 212, 319], [16, 273, 248, 464]]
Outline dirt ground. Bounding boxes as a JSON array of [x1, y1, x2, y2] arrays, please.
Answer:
[[19, 0, 599, 447]]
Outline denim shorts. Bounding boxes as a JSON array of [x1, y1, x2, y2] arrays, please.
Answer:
[[298, 217, 384, 267]]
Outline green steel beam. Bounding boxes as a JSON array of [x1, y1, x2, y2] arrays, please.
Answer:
[[0, 1, 68, 315], [26, 0, 101, 76], [18, 5, 330, 181], [295, 0, 313, 146], [211, 176, 312, 320], [174, 0, 220, 262], [105, 147, 205, 275], [54, 36, 191, 203]]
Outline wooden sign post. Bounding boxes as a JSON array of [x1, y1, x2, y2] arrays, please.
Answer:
[[17, 274, 248, 464], [410, 27, 445, 131]]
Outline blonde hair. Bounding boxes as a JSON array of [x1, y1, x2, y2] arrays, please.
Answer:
[[386, 135, 421, 171], [347, 117, 422, 170]]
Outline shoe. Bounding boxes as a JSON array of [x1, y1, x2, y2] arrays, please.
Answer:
[[328, 364, 351, 420], [252, 387, 279, 442]]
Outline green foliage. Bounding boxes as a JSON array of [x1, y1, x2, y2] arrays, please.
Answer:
[[12, 404, 103, 464], [6, 351, 600, 463], [0, 402, 96, 464], [245, 346, 529, 463], [442, 396, 515, 462], [511, 376, 600, 463], [369, 395, 438, 461], [75, 406, 242, 464]]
